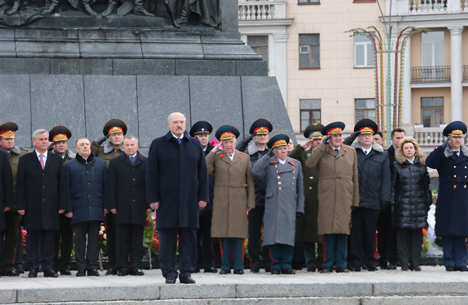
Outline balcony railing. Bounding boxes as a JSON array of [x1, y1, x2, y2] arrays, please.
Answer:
[[238, 0, 287, 20], [414, 126, 468, 146], [393, 0, 468, 14], [411, 66, 451, 83], [464, 65, 468, 81]]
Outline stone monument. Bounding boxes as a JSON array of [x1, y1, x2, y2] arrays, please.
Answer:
[[0, 0, 294, 152]]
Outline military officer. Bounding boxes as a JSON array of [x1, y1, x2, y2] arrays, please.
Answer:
[[189, 121, 217, 273], [426, 121, 468, 272], [252, 134, 304, 275], [305, 122, 359, 273], [0, 122, 28, 276], [91, 119, 127, 275], [288, 123, 324, 272], [236, 119, 273, 273], [49, 126, 76, 276]]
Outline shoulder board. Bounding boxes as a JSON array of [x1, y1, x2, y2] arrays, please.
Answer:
[[20, 148, 28, 152], [346, 146, 355, 150]]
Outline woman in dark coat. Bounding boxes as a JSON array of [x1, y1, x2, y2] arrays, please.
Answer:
[[391, 137, 432, 271]]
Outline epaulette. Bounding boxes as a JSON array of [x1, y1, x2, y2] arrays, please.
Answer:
[[238, 151, 248, 155], [20, 148, 28, 152]]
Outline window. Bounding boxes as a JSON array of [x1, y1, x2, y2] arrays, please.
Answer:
[[299, 34, 320, 69], [421, 31, 444, 67], [355, 99, 376, 123], [298, 0, 320, 4], [300, 99, 321, 131], [248, 36, 268, 66], [354, 33, 375, 68], [421, 97, 444, 127]]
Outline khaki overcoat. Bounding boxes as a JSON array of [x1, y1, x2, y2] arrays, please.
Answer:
[[206, 149, 255, 238], [305, 143, 359, 235]]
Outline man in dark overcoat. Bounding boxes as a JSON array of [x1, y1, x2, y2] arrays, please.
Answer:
[[108, 136, 150, 276], [189, 121, 217, 273], [288, 123, 324, 272], [16, 129, 67, 278], [426, 121, 468, 272], [0, 149, 13, 275], [146, 112, 208, 284]]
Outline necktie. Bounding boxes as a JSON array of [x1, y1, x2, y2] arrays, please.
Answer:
[[335, 149, 339, 153], [39, 154, 45, 169], [177, 137, 181, 145], [454, 151, 459, 157], [130, 156, 135, 165]]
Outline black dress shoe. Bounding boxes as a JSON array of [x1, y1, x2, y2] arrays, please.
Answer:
[[118, 268, 129, 276], [4, 270, 20, 276], [401, 266, 409, 271], [412, 266, 422, 272], [105, 268, 117, 275], [219, 269, 231, 274], [446, 266, 455, 272], [16, 267, 25, 274], [367, 266, 377, 272], [233, 269, 244, 275], [456, 266, 468, 272], [28, 269, 38, 278], [43, 269, 58, 278], [321, 266, 333, 273], [192, 268, 200, 273], [271, 269, 281, 275], [60, 270, 72, 276], [179, 276, 196, 284], [87, 269, 100, 276], [204, 267, 217, 273], [250, 267, 260, 273], [76, 270, 86, 276], [130, 268, 144, 276], [307, 267, 316, 272], [281, 268, 296, 274], [264, 266, 271, 272], [387, 264, 397, 270], [335, 266, 349, 273], [165, 276, 176, 284], [350, 266, 361, 272]]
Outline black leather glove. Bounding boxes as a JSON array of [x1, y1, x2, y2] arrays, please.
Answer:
[[47, 142, 56, 152], [96, 134, 110, 145], [442, 136, 451, 148], [296, 212, 304, 219], [323, 135, 331, 145], [349, 131, 361, 143], [269, 147, 275, 158]]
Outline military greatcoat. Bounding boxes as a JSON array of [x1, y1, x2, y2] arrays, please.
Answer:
[[252, 155, 304, 247], [305, 143, 359, 235], [288, 145, 321, 243], [206, 149, 255, 239], [426, 144, 468, 236]]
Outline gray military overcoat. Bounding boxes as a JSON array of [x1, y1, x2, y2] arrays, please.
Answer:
[[252, 155, 305, 247]]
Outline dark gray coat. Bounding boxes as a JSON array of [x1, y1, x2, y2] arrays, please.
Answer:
[[252, 155, 304, 247], [108, 152, 149, 226], [0, 150, 13, 232]]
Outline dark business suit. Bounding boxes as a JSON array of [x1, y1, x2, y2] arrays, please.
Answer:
[[108, 152, 149, 270], [16, 151, 66, 271], [0, 150, 13, 269]]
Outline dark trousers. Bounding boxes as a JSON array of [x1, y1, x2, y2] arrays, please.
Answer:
[[323, 234, 347, 267], [377, 210, 398, 266], [15, 224, 24, 269], [1, 211, 19, 273], [442, 235, 468, 268], [220, 238, 244, 271], [74, 221, 100, 270], [26, 230, 56, 271], [53, 214, 73, 272], [304, 241, 323, 269], [349, 207, 379, 268], [270, 244, 294, 271], [196, 212, 215, 270], [158, 227, 196, 279], [115, 224, 143, 269], [247, 206, 271, 270], [106, 213, 116, 269], [397, 228, 423, 268]]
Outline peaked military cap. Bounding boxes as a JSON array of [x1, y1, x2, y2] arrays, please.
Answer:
[[49, 126, 72, 142], [268, 134, 290, 149], [304, 123, 325, 139], [323, 122, 346, 135], [443, 121, 467, 137], [0, 122, 18, 139], [354, 118, 378, 135], [215, 125, 240, 141], [249, 119, 273, 135], [190, 121, 213, 137], [103, 119, 127, 136]]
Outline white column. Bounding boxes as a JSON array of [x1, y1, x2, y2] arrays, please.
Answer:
[[449, 26, 463, 122], [401, 35, 413, 136], [273, 33, 288, 107]]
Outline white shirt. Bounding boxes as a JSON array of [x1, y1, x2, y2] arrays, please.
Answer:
[[36, 150, 48, 165], [171, 132, 185, 140], [362, 147, 373, 155], [278, 158, 286, 165], [227, 153, 234, 161], [330, 144, 340, 152]]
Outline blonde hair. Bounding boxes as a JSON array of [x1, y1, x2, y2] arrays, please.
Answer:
[[395, 136, 426, 165]]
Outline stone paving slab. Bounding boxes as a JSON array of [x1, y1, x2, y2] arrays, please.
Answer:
[[2, 266, 468, 304]]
